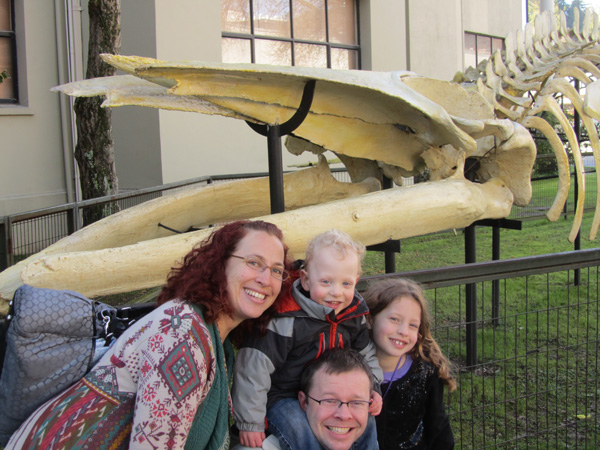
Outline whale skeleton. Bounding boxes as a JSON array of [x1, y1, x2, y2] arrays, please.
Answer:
[[1, 8, 600, 312]]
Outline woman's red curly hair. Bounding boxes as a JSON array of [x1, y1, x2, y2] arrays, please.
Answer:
[[157, 220, 293, 345]]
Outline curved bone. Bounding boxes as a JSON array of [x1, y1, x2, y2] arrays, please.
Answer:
[[543, 78, 600, 238], [5, 8, 600, 312], [19, 178, 513, 299], [521, 116, 570, 221], [54, 55, 479, 175], [531, 95, 585, 243], [583, 79, 600, 120], [555, 65, 593, 85], [471, 122, 536, 206], [0, 161, 379, 305]]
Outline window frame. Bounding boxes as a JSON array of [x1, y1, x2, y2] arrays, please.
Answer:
[[222, 0, 361, 69], [0, 0, 18, 104], [464, 31, 504, 69]]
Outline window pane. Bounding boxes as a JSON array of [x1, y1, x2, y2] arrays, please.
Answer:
[[222, 37, 252, 63], [255, 38, 291, 65], [253, 0, 290, 38], [222, 0, 251, 34], [477, 35, 491, 64], [293, 0, 326, 42], [0, 0, 11, 31], [0, 36, 14, 99], [331, 47, 357, 70], [328, 0, 357, 45], [492, 37, 504, 53], [294, 42, 327, 68], [464, 33, 477, 68]]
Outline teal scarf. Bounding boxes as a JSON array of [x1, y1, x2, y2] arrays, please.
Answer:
[[185, 308, 234, 450]]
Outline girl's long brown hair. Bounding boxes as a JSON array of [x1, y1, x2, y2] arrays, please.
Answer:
[[364, 278, 456, 391]]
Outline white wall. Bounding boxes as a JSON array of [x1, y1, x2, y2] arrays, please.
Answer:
[[112, 0, 162, 190], [361, 0, 408, 72], [150, 0, 331, 183], [408, 0, 463, 80], [0, 0, 526, 217], [0, 1, 70, 215], [462, 0, 523, 37]]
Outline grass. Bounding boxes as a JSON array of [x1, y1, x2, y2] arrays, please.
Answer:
[[362, 211, 600, 449], [362, 208, 600, 276]]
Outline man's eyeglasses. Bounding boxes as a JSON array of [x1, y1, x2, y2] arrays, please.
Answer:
[[231, 255, 289, 281], [305, 394, 372, 412]]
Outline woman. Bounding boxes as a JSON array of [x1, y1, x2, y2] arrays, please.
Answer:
[[6, 220, 292, 450]]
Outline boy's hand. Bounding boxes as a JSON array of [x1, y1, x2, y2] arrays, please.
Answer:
[[239, 430, 266, 448], [369, 391, 383, 416]]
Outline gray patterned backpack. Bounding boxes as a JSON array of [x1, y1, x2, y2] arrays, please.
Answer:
[[0, 284, 154, 445]]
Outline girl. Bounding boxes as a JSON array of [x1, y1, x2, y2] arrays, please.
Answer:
[[364, 278, 456, 450]]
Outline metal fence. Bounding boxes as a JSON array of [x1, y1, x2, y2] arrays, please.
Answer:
[[360, 249, 600, 449], [510, 169, 597, 220], [0, 171, 599, 448]]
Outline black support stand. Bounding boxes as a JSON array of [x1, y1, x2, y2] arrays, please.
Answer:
[[464, 218, 522, 367], [246, 80, 401, 274], [365, 175, 402, 273], [246, 80, 316, 214], [573, 80, 581, 286]]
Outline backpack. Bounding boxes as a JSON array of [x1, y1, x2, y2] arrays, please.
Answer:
[[0, 284, 154, 445]]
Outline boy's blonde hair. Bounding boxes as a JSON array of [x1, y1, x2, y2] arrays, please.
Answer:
[[303, 229, 366, 275], [363, 278, 456, 391]]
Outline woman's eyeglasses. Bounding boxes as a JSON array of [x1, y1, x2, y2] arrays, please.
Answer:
[[231, 255, 289, 281]]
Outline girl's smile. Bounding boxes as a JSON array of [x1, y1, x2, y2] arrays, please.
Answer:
[[371, 295, 422, 372]]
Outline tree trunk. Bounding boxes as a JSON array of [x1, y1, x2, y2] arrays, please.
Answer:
[[74, 0, 121, 225]]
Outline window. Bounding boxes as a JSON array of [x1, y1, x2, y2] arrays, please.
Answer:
[[464, 32, 503, 69], [222, 0, 359, 70], [0, 0, 17, 103]]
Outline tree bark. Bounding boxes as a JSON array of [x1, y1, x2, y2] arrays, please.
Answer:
[[74, 0, 121, 225]]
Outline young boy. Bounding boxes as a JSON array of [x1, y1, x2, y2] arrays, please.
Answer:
[[232, 229, 383, 449]]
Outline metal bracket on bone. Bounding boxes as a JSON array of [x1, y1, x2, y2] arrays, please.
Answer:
[[246, 80, 317, 214]]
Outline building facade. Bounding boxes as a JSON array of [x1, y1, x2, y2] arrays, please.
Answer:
[[0, 0, 523, 216]]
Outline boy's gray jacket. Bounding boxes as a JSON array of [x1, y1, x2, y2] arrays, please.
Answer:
[[232, 279, 383, 432]]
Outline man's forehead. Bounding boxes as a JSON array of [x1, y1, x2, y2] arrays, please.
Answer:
[[311, 367, 370, 397]]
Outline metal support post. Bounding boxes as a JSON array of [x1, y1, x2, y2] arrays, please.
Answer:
[[492, 225, 500, 326], [574, 79, 581, 285], [247, 80, 316, 214], [383, 175, 397, 273], [465, 223, 478, 367]]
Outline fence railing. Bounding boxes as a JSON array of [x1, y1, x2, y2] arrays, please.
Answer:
[[360, 248, 600, 449], [1, 171, 598, 448]]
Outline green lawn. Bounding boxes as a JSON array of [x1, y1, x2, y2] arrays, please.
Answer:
[[362, 209, 600, 275]]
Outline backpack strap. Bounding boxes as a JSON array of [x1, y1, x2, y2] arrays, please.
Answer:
[[0, 297, 15, 378]]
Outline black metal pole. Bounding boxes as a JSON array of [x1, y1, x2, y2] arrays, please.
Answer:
[[382, 175, 396, 273], [246, 80, 316, 215], [465, 224, 477, 367], [492, 225, 500, 326], [266, 125, 285, 213], [574, 80, 581, 285], [0, 219, 8, 272]]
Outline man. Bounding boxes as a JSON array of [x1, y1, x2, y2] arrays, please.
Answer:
[[233, 348, 375, 450], [297, 348, 375, 450]]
